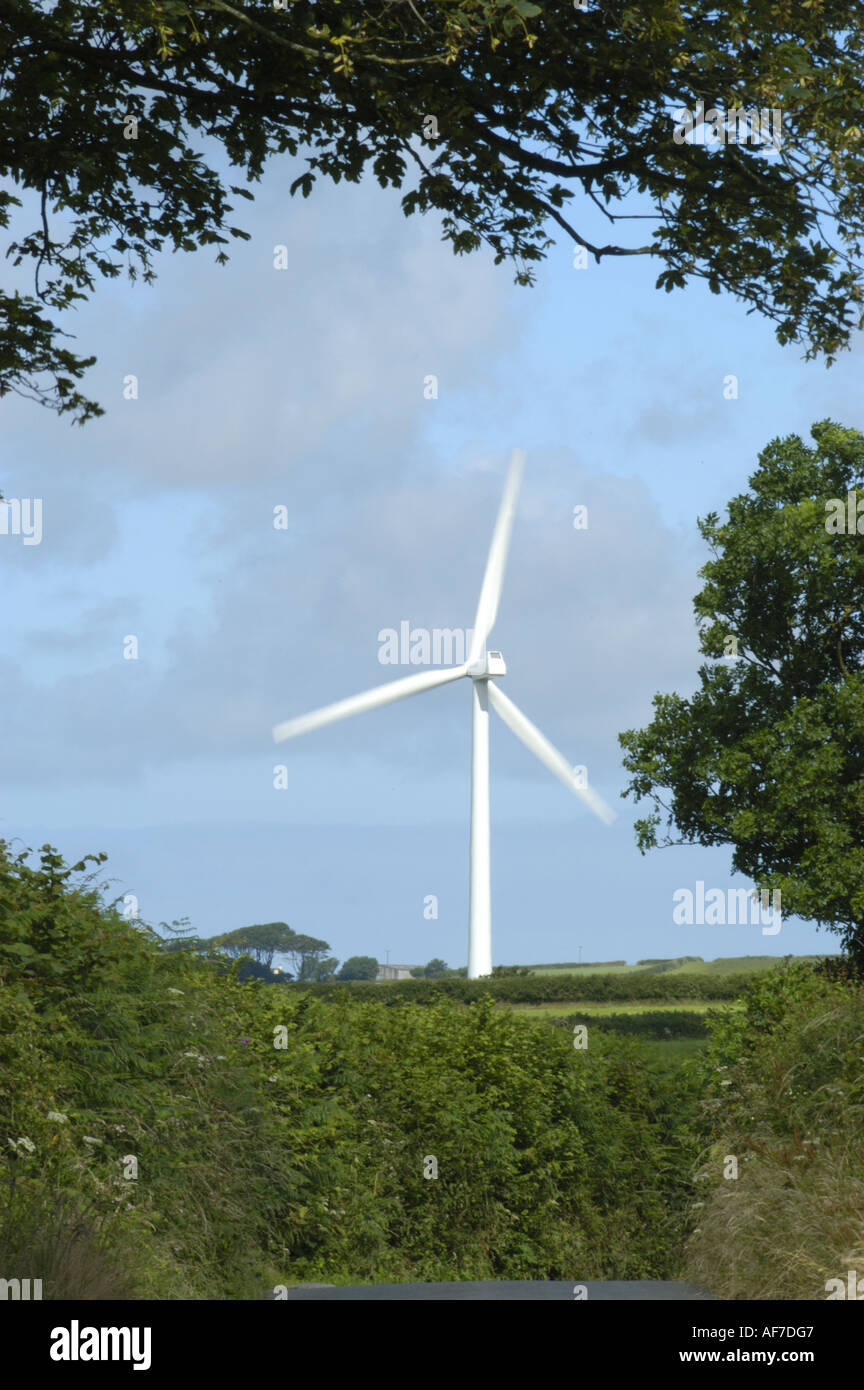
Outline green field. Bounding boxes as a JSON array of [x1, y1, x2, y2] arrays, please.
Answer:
[[504, 999, 740, 1018], [527, 962, 648, 975], [502, 973, 756, 1052], [524, 954, 830, 976]]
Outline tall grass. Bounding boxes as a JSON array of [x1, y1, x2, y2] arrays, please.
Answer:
[[684, 963, 864, 1299]]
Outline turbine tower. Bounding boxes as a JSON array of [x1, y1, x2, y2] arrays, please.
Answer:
[[272, 450, 615, 978]]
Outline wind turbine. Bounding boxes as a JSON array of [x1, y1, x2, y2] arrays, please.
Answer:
[[272, 450, 615, 978]]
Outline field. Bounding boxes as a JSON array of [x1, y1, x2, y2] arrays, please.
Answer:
[[500, 962, 799, 1054], [503, 999, 734, 1017], [523, 955, 829, 976]]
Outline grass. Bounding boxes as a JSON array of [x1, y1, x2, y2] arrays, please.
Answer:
[[638, 1038, 708, 1062], [503, 999, 737, 1017], [525, 955, 832, 976], [672, 954, 829, 975], [527, 963, 648, 976], [682, 972, 864, 1299]]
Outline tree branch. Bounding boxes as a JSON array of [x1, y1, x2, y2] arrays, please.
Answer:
[[531, 194, 654, 259]]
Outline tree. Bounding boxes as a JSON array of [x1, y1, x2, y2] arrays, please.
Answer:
[[304, 955, 339, 982], [337, 955, 379, 981], [412, 958, 451, 978], [619, 420, 864, 962], [234, 957, 287, 984], [282, 934, 336, 982], [5, 3, 864, 426], [210, 922, 297, 971], [158, 934, 209, 954]]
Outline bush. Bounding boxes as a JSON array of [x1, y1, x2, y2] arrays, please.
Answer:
[[337, 955, 379, 981], [684, 960, 864, 1299], [287, 971, 754, 1006], [637, 957, 704, 973], [548, 1011, 709, 1040], [0, 841, 706, 1294]]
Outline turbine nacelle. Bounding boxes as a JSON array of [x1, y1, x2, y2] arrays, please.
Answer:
[[467, 649, 507, 680]]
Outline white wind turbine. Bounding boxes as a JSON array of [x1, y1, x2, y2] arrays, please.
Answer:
[[272, 450, 615, 978]]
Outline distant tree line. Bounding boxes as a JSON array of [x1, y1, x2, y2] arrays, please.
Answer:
[[161, 922, 340, 983], [159, 925, 470, 985], [410, 959, 466, 979]]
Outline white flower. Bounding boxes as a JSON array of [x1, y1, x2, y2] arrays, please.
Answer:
[[167, 988, 185, 995], [8, 1137, 35, 1153], [82, 1136, 102, 1146], [46, 1111, 68, 1123]]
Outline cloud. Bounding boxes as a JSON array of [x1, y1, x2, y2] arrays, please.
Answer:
[[3, 440, 705, 801]]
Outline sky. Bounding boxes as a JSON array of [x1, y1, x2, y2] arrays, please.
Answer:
[[3, 124, 860, 972]]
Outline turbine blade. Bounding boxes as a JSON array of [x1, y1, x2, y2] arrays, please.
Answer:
[[273, 663, 470, 742], [486, 680, 616, 824], [469, 449, 526, 664]]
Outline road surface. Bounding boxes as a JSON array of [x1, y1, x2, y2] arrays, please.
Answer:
[[268, 1280, 712, 1301]]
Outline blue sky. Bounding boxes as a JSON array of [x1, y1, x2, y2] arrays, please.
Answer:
[[3, 139, 859, 970]]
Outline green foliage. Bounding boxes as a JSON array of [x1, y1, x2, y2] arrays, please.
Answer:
[[685, 962, 864, 1298], [702, 958, 831, 1069], [304, 955, 339, 982], [526, 960, 628, 970], [271, 994, 704, 1283], [289, 934, 336, 981], [411, 958, 452, 979], [211, 922, 297, 970], [336, 955, 379, 981], [637, 957, 703, 968], [620, 421, 864, 961], [293, 970, 759, 1005], [5, 5, 864, 422], [210, 922, 334, 981], [0, 840, 704, 1294], [550, 1010, 709, 1041]]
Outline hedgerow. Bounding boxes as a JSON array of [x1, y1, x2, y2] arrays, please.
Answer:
[[287, 971, 753, 1005], [0, 841, 705, 1295]]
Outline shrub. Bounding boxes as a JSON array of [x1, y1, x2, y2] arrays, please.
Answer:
[[684, 960, 864, 1299], [548, 1011, 709, 1040], [287, 971, 754, 1006], [0, 841, 706, 1293]]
